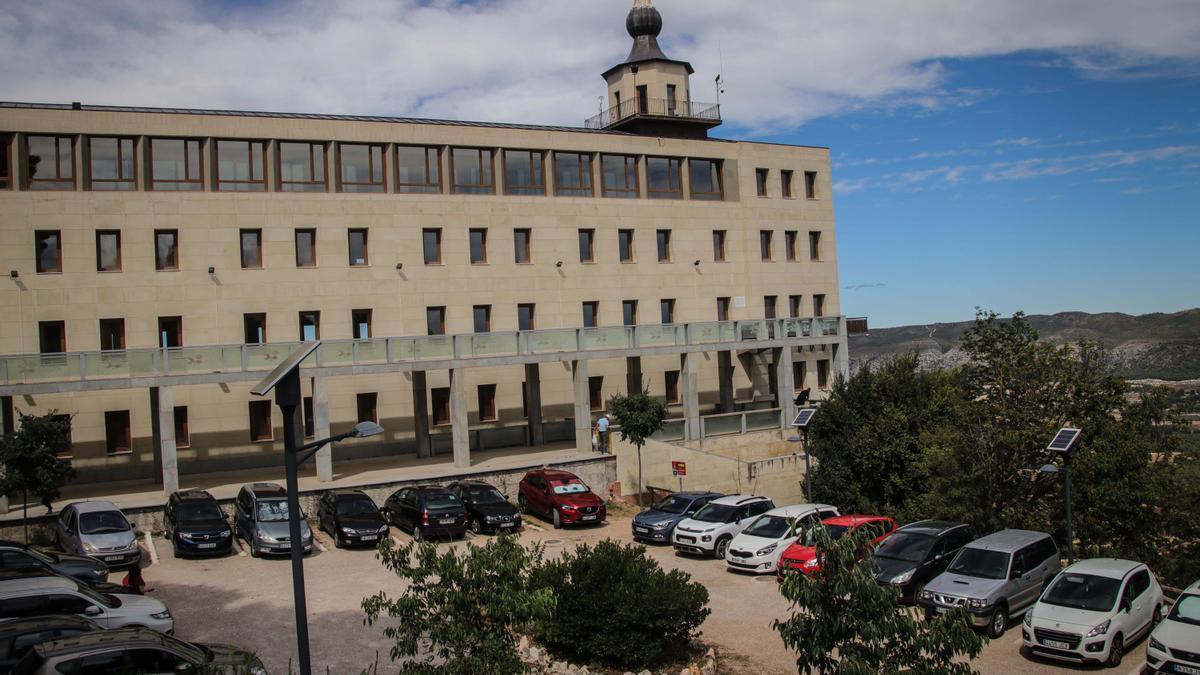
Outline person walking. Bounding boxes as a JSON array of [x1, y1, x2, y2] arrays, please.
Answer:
[[596, 413, 610, 454]]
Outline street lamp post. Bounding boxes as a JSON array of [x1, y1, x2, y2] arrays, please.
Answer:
[[1041, 427, 1082, 565], [788, 408, 817, 502]]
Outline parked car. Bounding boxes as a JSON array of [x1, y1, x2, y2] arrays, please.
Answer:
[[382, 486, 468, 541], [872, 520, 978, 603], [315, 489, 388, 548], [0, 575, 173, 633], [0, 615, 101, 672], [725, 503, 840, 574], [0, 540, 108, 583], [1023, 558, 1163, 668], [10, 627, 265, 675], [631, 491, 722, 544], [671, 494, 775, 559], [163, 489, 233, 557], [447, 480, 522, 535], [54, 502, 140, 568], [777, 514, 898, 578], [517, 469, 606, 529], [234, 483, 313, 558], [919, 528, 1060, 638], [1146, 577, 1200, 674]]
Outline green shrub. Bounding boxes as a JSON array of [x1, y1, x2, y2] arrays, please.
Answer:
[[530, 539, 709, 668]]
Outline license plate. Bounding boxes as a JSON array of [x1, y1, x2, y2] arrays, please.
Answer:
[[1042, 639, 1070, 650], [104, 556, 123, 562], [197, 543, 217, 549], [361, 535, 377, 541], [1175, 666, 1200, 675], [581, 515, 597, 521], [439, 518, 455, 525], [935, 606, 948, 614], [635, 526, 649, 533], [500, 522, 515, 528]]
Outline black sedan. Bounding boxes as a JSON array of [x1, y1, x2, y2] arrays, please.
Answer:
[[381, 486, 467, 541], [315, 489, 389, 548], [0, 540, 108, 582], [448, 480, 522, 534], [163, 489, 234, 557]]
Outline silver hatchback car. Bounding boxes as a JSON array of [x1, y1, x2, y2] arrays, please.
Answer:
[[54, 502, 140, 568]]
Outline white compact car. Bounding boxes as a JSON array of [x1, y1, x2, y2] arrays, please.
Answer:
[[671, 494, 774, 559], [724, 503, 840, 574], [1023, 558, 1162, 668], [0, 575, 174, 634], [1146, 578, 1200, 675]]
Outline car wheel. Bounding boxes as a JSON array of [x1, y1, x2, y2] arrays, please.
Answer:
[[552, 509, 562, 529], [470, 518, 482, 535], [1106, 633, 1123, 668], [714, 536, 731, 560], [413, 526, 424, 542], [1153, 604, 1163, 625], [171, 539, 181, 559], [518, 495, 529, 514], [986, 605, 1007, 639], [333, 530, 344, 549], [249, 540, 259, 558], [911, 582, 925, 604]]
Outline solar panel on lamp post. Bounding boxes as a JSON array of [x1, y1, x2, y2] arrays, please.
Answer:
[[1043, 427, 1082, 564], [790, 408, 817, 502]]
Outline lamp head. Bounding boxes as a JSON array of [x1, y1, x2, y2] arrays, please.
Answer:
[[8, 270, 17, 279], [555, 261, 563, 268], [693, 260, 701, 267], [351, 421, 384, 439], [208, 266, 215, 275], [395, 263, 403, 270], [1038, 464, 1059, 474]]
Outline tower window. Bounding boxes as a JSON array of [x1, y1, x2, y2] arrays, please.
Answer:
[[396, 145, 440, 193], [600, 154, 639, 198], [688, 159, 722, 200], [27, 135, 75, 190], [216, 139, 267, 192], [504, 150, 545, 196], [554, 152, 593, 197], [451, 147, 495, 194], [88, 137, 136, 191], [149, 138, 202, 191], [278, 141, 327, 192], [338, 143, 385, 193], [646, 156, 682, 199]]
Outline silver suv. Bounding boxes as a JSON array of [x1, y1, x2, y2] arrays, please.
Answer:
[[919, 529, 1060, 638], [234, 483, 313, 557]]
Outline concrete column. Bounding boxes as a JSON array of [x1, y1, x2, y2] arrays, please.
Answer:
[[681, 352, 701, 441], [835, 317, 851, 380], [625, 356, 643, 394], [524, 363, 544, 446], [151, 387, 179, 496], [774, 347, 796, 428], [449, 368, 470, 468], [717, 351, 735, 413], [311, 376, 332, 481], [411, 371, 432, 458], [571, 360, 592, 453]]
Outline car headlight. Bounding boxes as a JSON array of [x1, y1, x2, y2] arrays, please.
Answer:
[[378, 524, 389, 534], [341, 527, 356, 535], [82, 542, 98, 554], [756, 544, 777, 557], [1149, 636, 1165, 651], [652, 521, 671, 530], [919, 589, 934, 601], [1024, 609, 1033, 627], [151, 609, 172, 620], [701, 535, 712, 542], [257, 531, 276, 543], [218, 529, 231, 538], [891, 569, 913, 585], [1085, 619, 1110, 638], [485, 514, 499, 522], [561, 504, 577, 511], [967, 598, 989, 609], [250, 666, 267, 675], [803, 558, 820, 568]]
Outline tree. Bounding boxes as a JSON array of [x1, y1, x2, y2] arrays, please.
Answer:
[[773, 527, 985, 674], [606, 387, 668, 504], [361, 534, 552, 674], [0, 411, 74, 542]]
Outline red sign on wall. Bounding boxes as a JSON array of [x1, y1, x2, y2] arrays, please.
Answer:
[[672, 461, 686, 477]]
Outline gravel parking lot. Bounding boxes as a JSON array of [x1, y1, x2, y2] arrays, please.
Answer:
[[141, 511, 1150, 675]]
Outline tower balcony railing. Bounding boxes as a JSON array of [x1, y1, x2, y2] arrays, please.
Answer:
[[0, 317, 841, 387], [584, 97, 721, 130]]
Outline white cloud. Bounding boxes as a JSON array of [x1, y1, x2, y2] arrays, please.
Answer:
[[0, 0, 1198, 134]]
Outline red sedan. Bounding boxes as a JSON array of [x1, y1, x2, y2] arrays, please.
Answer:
[[777, 514, 899, 578]]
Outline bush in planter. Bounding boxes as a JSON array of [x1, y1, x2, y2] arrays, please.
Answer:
[[531, 539, 709, 668]]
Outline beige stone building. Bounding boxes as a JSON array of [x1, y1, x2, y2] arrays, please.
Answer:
[[0, 1, 846, 493]]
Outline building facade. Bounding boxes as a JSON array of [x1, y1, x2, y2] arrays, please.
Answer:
[[0, 1, 846, 492]]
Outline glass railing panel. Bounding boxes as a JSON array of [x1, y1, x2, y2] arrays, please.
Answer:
[[702, 413, 742, 437], [317, 342, 356, 367], [6, 355, 77, 382], [354, 339, 388, 364], [245, 343, 298, 370], [388, 338, 418, 363], [719, 321, 738, 342], [413, 336, 454, 361], [468, 333, 519, 357], [637, 325, 682, 347], [84, 352, 131, 379], [737, 320, 764, 341], [819, 318, 840, 336], [166, 347, 225, 375], [746, 409, 782, 432], [650, 419, 686, 442], [687, 322, 721, 344], [580, 327, 631, 350], [527, 329, 577, 354]]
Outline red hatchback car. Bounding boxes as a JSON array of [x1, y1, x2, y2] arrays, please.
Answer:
[[517, 469, 606, 529], [777, 514, 899, 578]]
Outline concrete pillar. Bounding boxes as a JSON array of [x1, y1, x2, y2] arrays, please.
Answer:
[[524, 363, 544, 446], [625, 356, 643, 394], [681, 352, 701, 441], [775, 347, 796, 429], [717, 351, 735, 413], [311, 376, 332, 481], [411, 371, 432, 458], [151, 387, 179, 496], [571, 360, 592, 453], [449, 368, 469, 468], [834, 317, 851, 381]]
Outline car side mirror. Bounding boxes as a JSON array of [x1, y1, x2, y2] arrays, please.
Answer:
[[1010, 568, 1023, 579], [1121, 598, 1131, 613], [84, 605, 102, 617]]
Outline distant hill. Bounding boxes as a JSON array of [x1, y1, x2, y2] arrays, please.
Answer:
[[849, 309, 1200, 381]]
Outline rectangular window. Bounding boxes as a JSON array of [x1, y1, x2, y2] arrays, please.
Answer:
[[813, 294, 826, 317], [243, 313, 267, 345], [716, 297, 731, 322], [99, 318, 125, 351], [667, 84, 677, 115], [473, 305, 491, 333], [656, 229, 672, 262], [431, 388, 451, 426], [298, 311, 320, 341], [149, 138, 202, 191], [88, 137, 135, 191], [809, 231, 822, 261], [764, 296, 777, 319], [817, 359, 830, 388], [104, 410, 131, 455], [26, 135, 74, 190], [278, 141, 327, 192], [793, 361, 807, 391], [646, 156, 682, 199], [785, 231, 798, 262], [618, 229, 634, 262], [422, 228, 442, 264], [426, 307, 446, 336], [249, 400, 273, 442], [38, 321, 66, 354], [352, 309, 372, 340], [240, 229, 262, 269], [158, 316, 182, 348], [688, 158, 723, 200], [578, 229, 595, 263], [155, 230, 179, 271], [303, 397, 314, 439], [660, 298, 675, 324], [781, 170, 794, 198], [712, 230, 727, 262], [348, 228, 369, 266], [760, 230, 774, 261], [517, 303, 536, 331], [338, 143, 385, 193], [294, 228, 316, 267], [805, 170, 818, 199], [789, 295, 802, 318], [504, 150, 545, 195], [756, 168, 769, 197], [554, 152, 593, 196], [477, 384, 497, 422], [622, 300, 638, 326], [95, 230, 121, 272], [600, 154, 638, 198], [357, 392, 378, 424], [582, 301, 598, 328], [396, 145, 440, 193], [216, 139, 266, 191], [174, 406, 190, 448], [0, 134, 10, 189], [469, 228, 488, 264], [451, 147, 494, 194], [35, 230, 63, 273], [513, 228, 532, 264], [665, 370, 681, 404], [588, 376, 604, 412]]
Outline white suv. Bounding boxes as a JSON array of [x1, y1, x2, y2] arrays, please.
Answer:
[[1023, 558, 1163, 668], [1146, 577, 1200, 674], [725, 503, 839, 574], [671, 495, 774, 559]]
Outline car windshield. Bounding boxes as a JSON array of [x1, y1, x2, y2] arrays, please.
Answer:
[[466, 487, 508, 505], [947, 548, 1009, 580], [874, 532, 936, 563], [742, 515, 792, 539], [1040, 573, 1122, 612], [78, 511, 130, 535], [651, 495, 693, 514], [336, 498, 378, 516], [425, 493, 461, 508], [257, 499, 290, 522], [805, 524, 850, 546], [18, 547, 56, 564], [550, 480, 588, 495], [1168, 594, 1200, 626], [691, 503, 735, 523], [75, 583, 118, 609], [176, 501, 225, 522]]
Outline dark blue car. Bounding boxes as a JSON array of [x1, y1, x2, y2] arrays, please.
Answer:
[[632, 491, 723, 543]]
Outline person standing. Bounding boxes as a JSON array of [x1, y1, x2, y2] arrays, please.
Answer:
[[596, 413, 610, 454]]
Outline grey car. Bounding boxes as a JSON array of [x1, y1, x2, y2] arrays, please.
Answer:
[[918, 529, 1060, 638], [632, 491, 722, 544], [234, 483, 313, 558], [54, 501, 140, 568]]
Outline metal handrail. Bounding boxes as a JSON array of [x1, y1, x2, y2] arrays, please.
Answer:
[[584, 98, 721, 129]]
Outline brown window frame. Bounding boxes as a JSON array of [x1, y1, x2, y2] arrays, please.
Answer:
[[87, 137, 136, 191], [760, 230, 774, 261], [431, 387, 451, 427], [473, 305, 492, 333], [809, 231, 823, 261], [426, 306, 447, 336], [513, 228, 532, 264], [294, 228, 317, 268], [793, 361, 807, 391], [215, 139, 267, 192], [26, 135, 75, 190], [646, 156, 683, 200], [813, 294, 826, 317], [154, 229, 179, 271], [240, 229, 263, 269], [600, 154, 639, 198], [622, 299, 638, 327], [158, 316, 183, 349], [789, 295, 802, 318], [148, 138, 203, 191], [352, 309, 373, 340], [348, 228, 369, 267], [578, 228, 596, 263], [248, 400, 274, 442], [503, 149, 545, 196], [785, 230, 799, 262], [517, 303, 536, 331], [805, 170, 818, 199], [99, 318, 126, 351], [104, 410, 132, 455], [477, 384, 498, 422], [660, 298, 675, 324], [712, 230, 727, 263], [717, 297, 731, 322], [781, 170, 794, 199], [656, 229, 672, 262], [298, 310, 320, 341], [422, 228, 443, 265], [277, 141, 328, 192], [582, 301, 599, 328], [817, 359, 830, 389], [755, 168, 769, 197], [764, 295, 778, 320], [337, 143, 386, 193], [243, 313, 267, 345], [588, 376, 604, 412], [395, 145, 441, 194], [553, 152, 593, 197], [688, 158, 723, 201], [450, 147, 495, 194], [95, 230, 122, 272], [38, 321, 66, 354], [174, 406, 190, 448], [0, 133, 11, 189], [356, 392, 379, 425], [665, 370, 681, 404], [469, 228, 488, 265], [618, 229, 635, 263], [35, 230, 63, 274]]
